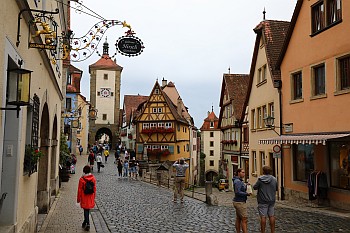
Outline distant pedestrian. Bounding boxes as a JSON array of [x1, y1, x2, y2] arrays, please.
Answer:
[[123, 160, 129, 177], [253, 166, 278, 233], [79, 145, 83, 156], [88, 150, 95, 172], [233, 168, 251, 233], [117, 160, 123, 177], [96, 153, 103, 173], [172, 158, 189, 203], [77, 165, 96, 231], [104, 149, 109, 163]]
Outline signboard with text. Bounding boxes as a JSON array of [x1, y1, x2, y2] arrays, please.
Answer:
[[116, 36, 144, 57]]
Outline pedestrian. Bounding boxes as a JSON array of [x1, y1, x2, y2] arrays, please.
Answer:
[[96, 153, 103, 173], [233, 168, 251, 233], [104, 148, 109, 163], [123, 160, 129, 177], [253, 166, 278, 233], [172, 158, 189, 203], [117, 160, 123, 177], [79, 145, 83, 156], [88, 150, 95, 172], [77, 165, 96, 231]]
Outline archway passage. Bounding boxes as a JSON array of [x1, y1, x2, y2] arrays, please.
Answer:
[[50, 115, 58, 196], [95, 127, 113, 146]]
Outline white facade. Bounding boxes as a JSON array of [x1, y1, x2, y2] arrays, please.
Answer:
[[202, 130, 221, 177]]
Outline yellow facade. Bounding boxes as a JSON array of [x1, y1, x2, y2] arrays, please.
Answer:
[[136, 82, 190, 162]]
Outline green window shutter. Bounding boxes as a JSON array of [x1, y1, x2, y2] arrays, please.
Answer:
[[137, 144, 143, 153], [169, 146, 174, 154]]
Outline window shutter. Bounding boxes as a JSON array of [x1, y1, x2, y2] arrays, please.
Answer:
[[169, 146, 174, 154], [137, 144, 143, 153]]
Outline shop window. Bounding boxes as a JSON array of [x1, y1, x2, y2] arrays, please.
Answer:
[[338, 55, 350, 91], [312, 64, 326, 96], [291, 71, 303, 100], [330, 141, 350, 190], [293, 144, 315, 182]]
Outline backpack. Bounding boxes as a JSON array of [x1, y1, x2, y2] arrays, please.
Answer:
[[83, 178, 94, 195]]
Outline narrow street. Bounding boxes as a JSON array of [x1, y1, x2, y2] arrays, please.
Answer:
[[91, 154, 350, 233]]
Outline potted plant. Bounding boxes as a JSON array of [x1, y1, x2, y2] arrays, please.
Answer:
[[23, 144, 44, 176]]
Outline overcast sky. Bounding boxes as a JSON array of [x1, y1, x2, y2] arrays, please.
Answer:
[[71, 0, 297, 127]]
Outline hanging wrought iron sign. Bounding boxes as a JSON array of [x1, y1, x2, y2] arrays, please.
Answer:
[[28, 16, 58, 50], [116, 35, 144, 57]]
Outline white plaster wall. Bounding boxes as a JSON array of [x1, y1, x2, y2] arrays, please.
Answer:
[[203, 130, 221, 173], [95, 70, 116, 124]]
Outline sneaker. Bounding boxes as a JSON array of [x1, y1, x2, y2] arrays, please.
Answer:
[[82, 222, 86, 228], [85, 224, 90, 231]]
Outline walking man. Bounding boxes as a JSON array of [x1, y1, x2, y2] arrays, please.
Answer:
[[233, 168, 250, 233], [253, 166, 278, 233], [172, 158, 189, 203]]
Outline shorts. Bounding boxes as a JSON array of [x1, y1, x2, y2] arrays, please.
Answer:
[[257, 203, 275, 217], [233, 201, 248, 218]]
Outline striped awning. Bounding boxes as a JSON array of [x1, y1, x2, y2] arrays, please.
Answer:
[[258, 133, 350, 145]]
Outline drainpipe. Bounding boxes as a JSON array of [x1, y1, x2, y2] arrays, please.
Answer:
[[279, 87, 285, 200]]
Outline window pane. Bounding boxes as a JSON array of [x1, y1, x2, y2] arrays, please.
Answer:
[[314, 65, 325, 95], [293, 72, 303, 100], [330, 141, 350, 190], [339, 56, 350, 90], [312, 2, 325, 33], [293, 144, 315, 181], [327, 0, 342, 25]]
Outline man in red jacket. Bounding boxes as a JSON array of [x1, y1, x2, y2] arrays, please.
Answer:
[[77, 165, 96, 231]]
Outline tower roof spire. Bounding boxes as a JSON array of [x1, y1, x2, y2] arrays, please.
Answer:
[[263, 7, 266, 20], [103, 37, 109, 55]]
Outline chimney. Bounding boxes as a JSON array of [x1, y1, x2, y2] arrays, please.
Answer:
[[162, 77, 167, 88], [177, 97, 183, 116]]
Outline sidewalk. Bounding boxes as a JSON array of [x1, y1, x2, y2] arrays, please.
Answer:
[[38, 154, 97, 233]]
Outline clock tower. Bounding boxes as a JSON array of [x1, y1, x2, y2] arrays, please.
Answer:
[[89, 38, 123, 146]]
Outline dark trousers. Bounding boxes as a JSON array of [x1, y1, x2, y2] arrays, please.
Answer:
[[83, 209, 90, 225], [97, 162, 101, 172]]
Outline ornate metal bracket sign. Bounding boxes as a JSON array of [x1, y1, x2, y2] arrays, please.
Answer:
[[116, 35, 144, 57], [28, 15, 58, 50]]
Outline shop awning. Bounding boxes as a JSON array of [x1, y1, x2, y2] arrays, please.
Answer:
[[258, 133, 350, 145]]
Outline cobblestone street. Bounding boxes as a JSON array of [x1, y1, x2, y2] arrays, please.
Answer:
[[92, 157, 350, 233]]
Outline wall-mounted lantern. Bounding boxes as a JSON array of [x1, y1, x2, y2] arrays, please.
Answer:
[[0, 67, 32, 117], [88, 105, 98, 121]]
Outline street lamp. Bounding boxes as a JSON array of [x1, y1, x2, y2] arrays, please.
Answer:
[[0, 67, 32, 117], [263, 116, 275, 128]]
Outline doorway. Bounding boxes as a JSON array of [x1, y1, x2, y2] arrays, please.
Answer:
[[269, 152, 276, 177]]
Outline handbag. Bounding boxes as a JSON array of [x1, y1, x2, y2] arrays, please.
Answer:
[[100, 164, 105, 168]]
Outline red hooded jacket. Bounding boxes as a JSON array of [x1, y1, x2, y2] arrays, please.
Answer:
[[77, 174, 96, 209]]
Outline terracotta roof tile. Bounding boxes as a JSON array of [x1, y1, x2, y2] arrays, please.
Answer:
[[200, 111, 219, 130], [89, 55, 123, 71], [223, 74, 249, 120], [254, 20, 290, 81], [123, 95, 148, 125]]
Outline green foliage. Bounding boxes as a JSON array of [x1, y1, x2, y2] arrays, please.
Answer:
[[60, 132, 70, 164], [200, 152, 206, 159]]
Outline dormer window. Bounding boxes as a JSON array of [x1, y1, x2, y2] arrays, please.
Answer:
[[210, 121, 214, 128]]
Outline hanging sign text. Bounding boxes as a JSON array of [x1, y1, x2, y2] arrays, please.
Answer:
[[116, 36, 144, 57]]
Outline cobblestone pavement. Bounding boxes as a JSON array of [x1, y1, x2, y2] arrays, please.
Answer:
[[39, 154, 97, 233], [93, 156, 350, 233]]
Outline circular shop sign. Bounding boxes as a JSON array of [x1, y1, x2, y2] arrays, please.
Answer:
[[116, 36, 144, 57], [273, 145, 281, 153]]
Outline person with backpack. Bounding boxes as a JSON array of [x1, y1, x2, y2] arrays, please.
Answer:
[[77, 165, 96, 231]]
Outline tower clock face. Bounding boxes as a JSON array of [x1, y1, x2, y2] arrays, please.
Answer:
[[101, 88, 111, 97]]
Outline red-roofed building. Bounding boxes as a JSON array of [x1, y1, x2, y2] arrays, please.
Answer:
[[121, 95, 148, 150], [88, 39, 123, 146], [200, 109, 221, 182], [218, 73, 249, 188]]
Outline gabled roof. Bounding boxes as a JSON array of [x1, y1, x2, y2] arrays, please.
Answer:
[[89, 55, 123, 72], [218, 74, 249, 126], [123, 95, 148, 125], [242, 19, 291, 120], [276, 0, 303, 69], [254, 20, 290, 82], [200, 111, 219, 130], [136, 81, 189, 125]]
